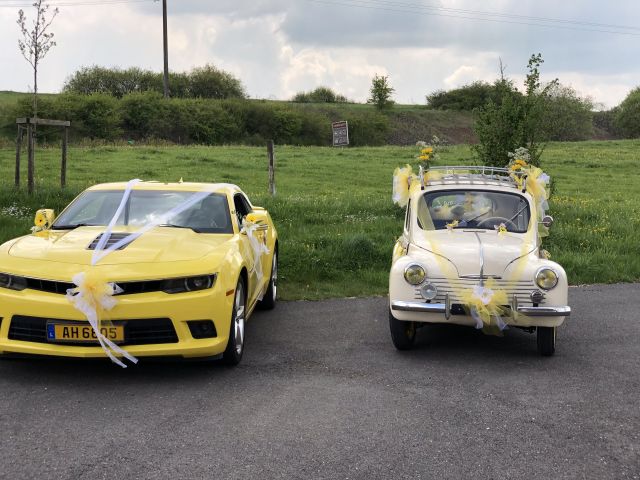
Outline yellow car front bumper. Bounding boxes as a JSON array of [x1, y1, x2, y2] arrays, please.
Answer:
[[0, 285, 234, 359]]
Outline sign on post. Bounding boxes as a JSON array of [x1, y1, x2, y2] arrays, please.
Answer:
[[332, 121, 349, 147]]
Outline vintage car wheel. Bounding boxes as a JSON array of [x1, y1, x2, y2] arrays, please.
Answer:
[[389, 311, 417, 350], [536, 326, 556, 356], [223, 278, 246, 365], [257, 250, 277, 310]]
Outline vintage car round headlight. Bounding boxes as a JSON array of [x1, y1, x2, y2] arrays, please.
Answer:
[[404, 264, 426, 285], [535, 267, 558, 290]]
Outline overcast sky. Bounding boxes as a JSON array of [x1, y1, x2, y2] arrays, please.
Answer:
[[0, 0, 638, 108]]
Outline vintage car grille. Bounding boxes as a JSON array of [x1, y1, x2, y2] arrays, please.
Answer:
[[414, 277, 540, 305], [7, 316, 179, 345]]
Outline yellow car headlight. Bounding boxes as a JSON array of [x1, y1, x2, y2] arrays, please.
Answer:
[[0, 272, 28, 291], [535, 267, 558, 290], [162, 274, 217, 294], [404, 264, 426, 285]]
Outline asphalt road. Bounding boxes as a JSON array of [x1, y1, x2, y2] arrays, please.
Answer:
[[0, 284, 638, 480]]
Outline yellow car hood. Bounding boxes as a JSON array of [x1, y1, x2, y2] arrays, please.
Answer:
[[8, 227, 233, 265]]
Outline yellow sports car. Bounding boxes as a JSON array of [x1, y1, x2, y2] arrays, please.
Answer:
[[0, 181, 278, 366]]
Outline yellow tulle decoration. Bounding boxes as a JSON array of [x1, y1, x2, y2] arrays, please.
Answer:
[[460, 279, 509, 331], [31, 209, 55, 233], [423, 170, 442, 185], [392, 165, 418, 207]]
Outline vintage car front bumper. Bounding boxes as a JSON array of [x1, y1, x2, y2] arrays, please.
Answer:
[[391, 300, 571, 317], [390, 297, 570, 328]]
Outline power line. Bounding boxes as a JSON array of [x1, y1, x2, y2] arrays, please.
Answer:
[[306, 0, 640, 36], [0, 0, 155, 7], [345, 0, 640, 32]]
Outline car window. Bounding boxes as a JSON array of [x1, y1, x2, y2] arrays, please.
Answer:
[[417, 190, 530, 233], [233, 193, 252, 226], [52, 190, 233, 234], [404, 200, 411, 234]]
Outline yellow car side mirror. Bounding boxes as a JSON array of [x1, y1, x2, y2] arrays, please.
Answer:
[[34, 209, 55, 231], [245, 212, 265, 224]]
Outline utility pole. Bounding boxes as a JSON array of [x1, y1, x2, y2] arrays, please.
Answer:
[[162, 0, 169, 98]]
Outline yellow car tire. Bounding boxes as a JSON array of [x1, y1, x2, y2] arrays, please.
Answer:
[[257, 250, 277, 311], [223, 278, 246, 365]]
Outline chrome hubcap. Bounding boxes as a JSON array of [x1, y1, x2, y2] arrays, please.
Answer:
[[234, 283, 245, 355]]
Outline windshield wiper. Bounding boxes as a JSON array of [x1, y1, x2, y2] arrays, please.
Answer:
[[51, 223, 99, 230], [158, 223, 202, 233]]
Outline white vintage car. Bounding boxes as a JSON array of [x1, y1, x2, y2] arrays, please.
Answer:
[[389, 166, 570, 356]]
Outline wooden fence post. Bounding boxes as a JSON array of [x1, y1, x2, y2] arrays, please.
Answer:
[[27, 122, 34, 194], [267, 140, 276, 196], [61, 126, 68, 188], [15, 126, 23, 188]]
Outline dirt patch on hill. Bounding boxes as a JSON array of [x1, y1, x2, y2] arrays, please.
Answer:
[[387, 110, 477, 145]]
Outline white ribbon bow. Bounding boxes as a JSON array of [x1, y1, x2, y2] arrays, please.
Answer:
[[66, 179, 219, 367], [241, 219, 270, 300]]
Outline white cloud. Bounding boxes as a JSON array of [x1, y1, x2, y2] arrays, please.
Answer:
[[0, 0, 638, 109]]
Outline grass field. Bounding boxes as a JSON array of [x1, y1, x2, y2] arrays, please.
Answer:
[[1, 140, 639, 299]]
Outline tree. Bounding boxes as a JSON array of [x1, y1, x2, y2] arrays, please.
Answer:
[[614, 87, 640, 138], [473, 53, 557, 167], [292, 86, 348, 103], [368, 74, 395, 110], [543, 83, 594, 141], [62, 64, 246, 99], [426, 81, 505, 111], [17, 0, 59, 120]]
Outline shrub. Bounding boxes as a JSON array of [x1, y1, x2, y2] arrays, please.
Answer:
[[63, 64, 246, 99], [543, 84, 594, 141], [74, 94, 122, 140], [346, 110, 390, 146], [187, 64, 246, 99], [120, 92, 167, 139], [292, 87, 347, 103], [426, 81, 503, 111], [614, 87, 640, 138]]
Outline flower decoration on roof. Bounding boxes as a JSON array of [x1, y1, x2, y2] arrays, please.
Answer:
[[446, 220, 459, 231]]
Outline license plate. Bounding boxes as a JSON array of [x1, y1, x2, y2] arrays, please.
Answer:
[[46, 323, 124, 343]]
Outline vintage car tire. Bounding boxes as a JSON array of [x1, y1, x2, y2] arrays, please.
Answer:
[[536, 326, 556, 356], [223, 278, 246, 365], [257, 251, 277, 311], [389, 311, 417, 350]]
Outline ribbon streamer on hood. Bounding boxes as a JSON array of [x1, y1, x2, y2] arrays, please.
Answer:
[[66, 180, 218, 367], [241, 219, 270, 301]]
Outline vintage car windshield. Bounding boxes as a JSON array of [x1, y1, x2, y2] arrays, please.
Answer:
[[416, 189, 531, 233], [52, 190, 233, 234]]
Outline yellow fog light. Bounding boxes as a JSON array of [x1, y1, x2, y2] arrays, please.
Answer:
[[535, 267, 558, 290], [404, 264, 426, 285]]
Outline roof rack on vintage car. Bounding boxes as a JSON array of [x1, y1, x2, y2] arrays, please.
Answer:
[[418, 165, 527, 192]]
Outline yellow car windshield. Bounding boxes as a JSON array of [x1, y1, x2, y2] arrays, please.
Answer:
[[52, 190, 233, 234]]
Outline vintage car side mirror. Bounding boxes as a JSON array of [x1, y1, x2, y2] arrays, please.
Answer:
[[541, 215, 554, 228], [34, 209, 55, 231]]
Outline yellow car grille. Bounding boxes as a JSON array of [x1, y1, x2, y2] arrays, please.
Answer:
[[8, 316, 179, 346]]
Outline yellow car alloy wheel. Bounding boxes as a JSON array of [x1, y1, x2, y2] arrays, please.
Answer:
[[223, 278, 246, 365]]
